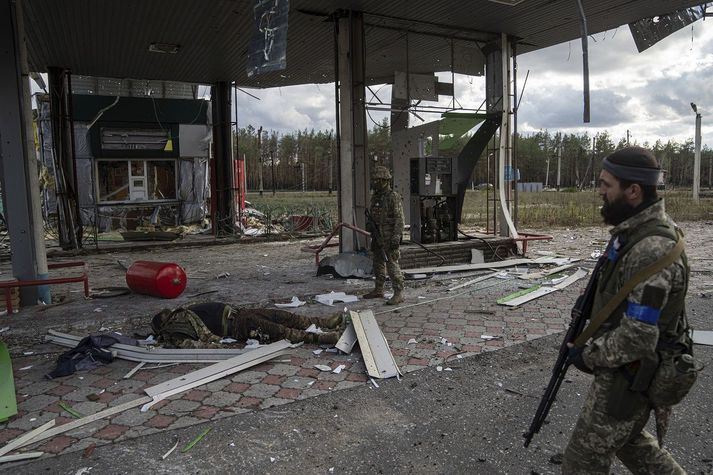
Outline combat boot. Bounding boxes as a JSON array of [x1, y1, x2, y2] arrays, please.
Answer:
[[323, 312, 344, 329], [363, 287, 384, 299], [386, 290, 404, 305], [317, 332, 341, 345]]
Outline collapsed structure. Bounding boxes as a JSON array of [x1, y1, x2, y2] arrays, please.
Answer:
[[0, 0, 708, 308]]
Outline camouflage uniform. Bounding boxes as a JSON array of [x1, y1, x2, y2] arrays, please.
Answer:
[[152, 303, 344, 347], [562, 199, 689, 474], [365, 166, 405, 304]]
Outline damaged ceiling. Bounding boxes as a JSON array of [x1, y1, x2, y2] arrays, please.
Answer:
[[22, 0, 707, 87]]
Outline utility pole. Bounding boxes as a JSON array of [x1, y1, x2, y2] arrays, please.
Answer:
[[556, 142, 562, 191], [544, 133, 549, 188], [692, 102, 701, 203], [300, 162, 305, 192], [270, 149, 276, 196], [626, 129, 630, 146], [328, 132, 333, 195], [257, 126, 264, 196]]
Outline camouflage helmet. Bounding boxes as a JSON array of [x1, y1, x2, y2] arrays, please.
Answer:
[[372, 165, 392, 181]]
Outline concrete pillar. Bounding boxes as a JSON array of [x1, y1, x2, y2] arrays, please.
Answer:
[[0, 0, 50, 306], [336, 11, 368, 252], [210, 81, 235, 234], [485, 34, 518, 240]]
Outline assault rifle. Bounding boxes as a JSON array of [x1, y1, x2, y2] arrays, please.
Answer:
[[523, 256, 605, 447], [365, 209, 388, 263]]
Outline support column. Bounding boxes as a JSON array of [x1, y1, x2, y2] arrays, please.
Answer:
[[485, 34, 519, 242], [48, 67, 82, 250], [336, 11, 368, 252], [0, 0, 49, 306], [210, 81, 235, 235]]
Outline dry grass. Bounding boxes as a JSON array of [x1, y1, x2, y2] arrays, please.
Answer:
[[247, 189, 713, 230]]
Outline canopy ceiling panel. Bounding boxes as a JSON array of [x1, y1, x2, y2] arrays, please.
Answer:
[[22, 0, 705, 87]]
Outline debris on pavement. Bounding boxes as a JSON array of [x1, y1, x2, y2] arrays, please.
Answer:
[[692, 330, 713, 346], [59, 401, 83, 419], [335, 323, 357, 354], [275, 296, 306, 308], [350, 310, 401, 379], [161, 438, 179, 460], [315, 291, 358, 306], [0, 452, 44, 464], [181, 427, 211, 453], [314, 364, 332, 372]]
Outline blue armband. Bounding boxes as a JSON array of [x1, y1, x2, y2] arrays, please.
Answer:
[[625, 302, 661, 325]]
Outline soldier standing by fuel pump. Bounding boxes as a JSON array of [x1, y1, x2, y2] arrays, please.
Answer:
[[364, 166, 405, 305]]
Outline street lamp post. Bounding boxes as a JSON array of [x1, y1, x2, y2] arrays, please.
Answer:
[[691, 102, 702, 203]]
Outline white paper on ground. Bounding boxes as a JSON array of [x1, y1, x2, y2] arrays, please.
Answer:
[[275, 296, 306, 308]]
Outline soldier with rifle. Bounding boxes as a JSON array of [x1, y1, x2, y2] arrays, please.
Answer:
[[364, 165, 405, 305], [525, 147, 699, 473]]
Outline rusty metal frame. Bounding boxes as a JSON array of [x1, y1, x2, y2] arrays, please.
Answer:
[[1, 261, 89, 314], [300, 222, 371, 266]]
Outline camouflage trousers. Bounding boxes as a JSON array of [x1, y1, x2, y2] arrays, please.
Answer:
[[231, 308, 342, 344], [562, 369, 685, 474], [372, 246, 404, 292]]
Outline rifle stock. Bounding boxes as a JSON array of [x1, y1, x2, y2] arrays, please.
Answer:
[[365, 209, 389, 262], [523, 257, 605, 447]]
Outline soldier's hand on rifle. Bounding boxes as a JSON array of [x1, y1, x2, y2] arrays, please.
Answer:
[[567, 343, 593, 374]]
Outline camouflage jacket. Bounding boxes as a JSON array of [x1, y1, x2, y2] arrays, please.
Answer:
[[367, 189, 404, 249], [583, 199, 689, 369]]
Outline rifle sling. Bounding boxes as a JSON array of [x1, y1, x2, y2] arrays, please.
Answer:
[[574, 236, 684, 348]]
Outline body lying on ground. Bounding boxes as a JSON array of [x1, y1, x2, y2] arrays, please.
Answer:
[[151, 302, 345, 348]]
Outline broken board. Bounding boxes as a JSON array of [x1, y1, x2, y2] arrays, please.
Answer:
[[0, 341, 17, 423], [498, 268, 588, 307], [692, 330, 713, 346], [335, 322, 358, 354], [498, 285, 557, 307], [350, 310, 401, 379], [141, 339, 293, 411]]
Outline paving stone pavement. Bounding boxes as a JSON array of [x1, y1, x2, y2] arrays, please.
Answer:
[[1, 222, 711, 460]]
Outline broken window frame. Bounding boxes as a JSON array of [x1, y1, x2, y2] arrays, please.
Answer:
[[95, 158, 178, 204]]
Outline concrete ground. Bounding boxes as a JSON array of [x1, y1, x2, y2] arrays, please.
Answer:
[[1, 222, 712, 473]]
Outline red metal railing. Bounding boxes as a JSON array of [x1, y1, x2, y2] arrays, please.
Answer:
[[1, 261, 90, 314], [300, 223, 371, 266]]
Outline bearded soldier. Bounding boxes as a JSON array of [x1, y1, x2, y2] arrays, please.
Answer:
[[562, 147, 696, 473], [364, 165, 405, 305]]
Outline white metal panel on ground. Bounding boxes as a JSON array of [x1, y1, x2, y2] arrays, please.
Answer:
[[16, 397, 151, 450], [404, 258, 533, 275], [498, 286, 558, 307], [692, 330, 713, 346], [350, 310, 400, 379], [335, 323, 358, 354], [141, 340, 294, 411], [553, 268, 589, 289], [46, 330, 249, 362], [0, 420, 54, 457]]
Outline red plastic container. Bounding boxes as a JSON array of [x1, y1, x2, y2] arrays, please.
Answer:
[[125, 261, 187, 299]]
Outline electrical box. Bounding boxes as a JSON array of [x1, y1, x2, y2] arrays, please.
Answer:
[[409, 156, 458, 244]]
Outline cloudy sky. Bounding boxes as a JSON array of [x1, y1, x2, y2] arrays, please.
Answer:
[[236, 17, 713, 148]]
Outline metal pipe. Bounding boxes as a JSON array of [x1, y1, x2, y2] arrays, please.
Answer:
[[575, 0, 591, 123]]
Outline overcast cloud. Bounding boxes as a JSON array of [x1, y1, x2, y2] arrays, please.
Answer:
[[236, 19, 713, 147]]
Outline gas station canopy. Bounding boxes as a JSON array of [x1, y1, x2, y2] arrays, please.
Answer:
[[23, 0, 704, 87]]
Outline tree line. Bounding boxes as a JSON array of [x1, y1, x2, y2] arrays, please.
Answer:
[[235, 121, 713, 191]]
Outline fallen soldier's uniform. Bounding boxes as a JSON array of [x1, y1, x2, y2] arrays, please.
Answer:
[[152, 302, 344, 348]]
